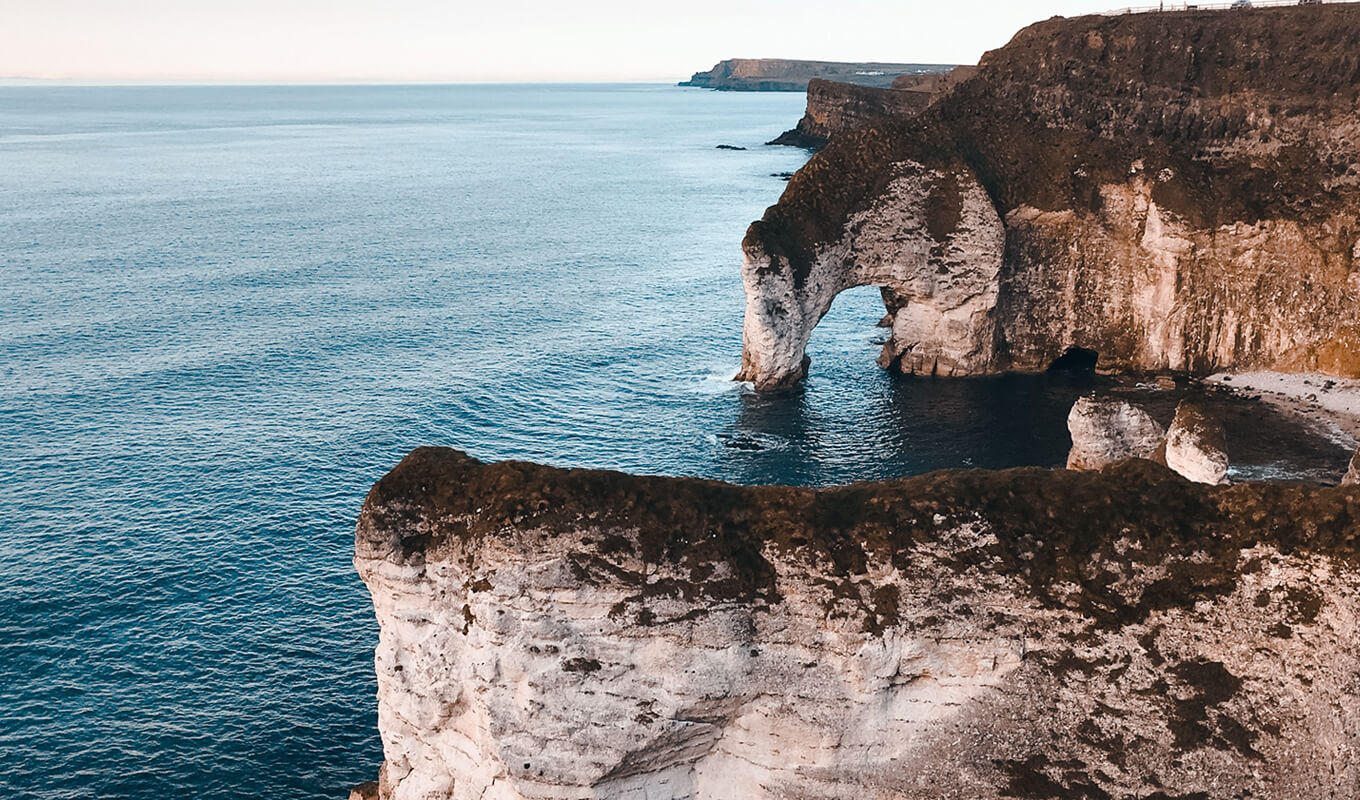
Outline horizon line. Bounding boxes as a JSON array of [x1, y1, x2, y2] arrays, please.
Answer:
[[0, 77, 699, 86]]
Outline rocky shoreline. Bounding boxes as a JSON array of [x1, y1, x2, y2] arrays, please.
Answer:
[[348, 6, 1360, 798], [1207, 371, 1360, 444]]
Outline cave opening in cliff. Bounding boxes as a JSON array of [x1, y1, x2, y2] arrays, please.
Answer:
[[1048, 347, 1099, 374]]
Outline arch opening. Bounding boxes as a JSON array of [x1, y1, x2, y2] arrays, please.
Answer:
[[805, 285, 894, 371]]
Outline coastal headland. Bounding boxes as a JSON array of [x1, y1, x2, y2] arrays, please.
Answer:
[[679, 58, 955, 92], [737, 3, 1360, 392]]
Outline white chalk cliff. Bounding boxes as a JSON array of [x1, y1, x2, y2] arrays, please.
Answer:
[[354, 448, 1360, 799], [737, 5, 1360, 389]]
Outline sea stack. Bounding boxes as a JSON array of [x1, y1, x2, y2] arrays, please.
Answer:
[[1065, 396, 1166, 470], [737, 4, 1360, 390], [1164, 400, 1231, 485]]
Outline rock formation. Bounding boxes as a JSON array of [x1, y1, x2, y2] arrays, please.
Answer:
[[737, 4, 1360, 390], [768, 79, 934, 150], [679, 59, 953, 92], [1344, 447, 1360, 485], [355, 447, 1360, 800], [1065, 396, 1166, 470], [1165, 400, 1231, 485], [768, 67, 983, 150]]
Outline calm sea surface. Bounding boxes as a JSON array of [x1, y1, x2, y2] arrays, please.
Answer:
[[0, 84, 1350, 800]]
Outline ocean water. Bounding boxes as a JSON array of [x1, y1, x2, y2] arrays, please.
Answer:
[[0, 84, 1350, 800]]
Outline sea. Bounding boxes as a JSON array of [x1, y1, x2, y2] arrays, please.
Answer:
[[0, 83, 1351, 800]]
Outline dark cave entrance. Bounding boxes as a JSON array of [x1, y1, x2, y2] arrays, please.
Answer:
[[1047, 346, 1099, 374]]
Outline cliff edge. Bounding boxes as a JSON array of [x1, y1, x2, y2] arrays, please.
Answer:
[[769, 67, 980, 150], [737, 5, 1360, 389], [355, 447, 1360, 800]]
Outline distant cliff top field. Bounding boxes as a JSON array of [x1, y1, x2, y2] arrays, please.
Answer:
[[679, 58, 956, 91]]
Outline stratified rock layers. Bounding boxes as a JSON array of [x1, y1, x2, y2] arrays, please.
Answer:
[[738, 5, 1360, 389], [356, 447, 1360, 800]]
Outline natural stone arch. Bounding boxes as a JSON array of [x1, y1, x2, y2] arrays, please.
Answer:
[[736, 160, 1006, 390]]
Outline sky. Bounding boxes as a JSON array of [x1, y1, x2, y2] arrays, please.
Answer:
[[1, 0, 1132, 83]]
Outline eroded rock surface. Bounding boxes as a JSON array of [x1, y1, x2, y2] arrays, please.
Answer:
[[1165, 400, 1231, 485], [355, 447, 1360, 800], [1066, 396, 1166, 470], [739, 5, 1360, 390], [1344, 448, 1360, 486], [736, 160, 1005, 386]]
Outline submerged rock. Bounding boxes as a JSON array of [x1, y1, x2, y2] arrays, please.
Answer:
[[355, 447, 1360, 800], [1066, 396, 1166, 470], [1165, 400, 1230, 485]]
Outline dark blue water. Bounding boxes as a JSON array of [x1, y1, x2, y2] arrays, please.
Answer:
[[0, 84, 1349, 800]]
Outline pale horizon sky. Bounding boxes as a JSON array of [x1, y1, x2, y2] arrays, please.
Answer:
[[3, 0, 1129, 83]]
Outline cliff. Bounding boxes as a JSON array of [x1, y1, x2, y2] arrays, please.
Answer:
[[767, 79, 933, 149], [355, 447, 1360, 800], [679, 59, 953, 92], [737, 4, 1360, 390], [769, 67, 982, 149]]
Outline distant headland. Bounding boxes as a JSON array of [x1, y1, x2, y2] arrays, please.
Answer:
[[678, 58, 956, 92]]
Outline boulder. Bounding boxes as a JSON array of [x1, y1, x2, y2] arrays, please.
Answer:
[[1164, 400, 1230, 485], [1066, 396, 1166, 470]]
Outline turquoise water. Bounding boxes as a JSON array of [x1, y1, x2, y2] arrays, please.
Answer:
[[0, 84, 1348, 800]]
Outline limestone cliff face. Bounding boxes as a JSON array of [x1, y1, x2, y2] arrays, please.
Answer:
[[680, 59, 952, 92], [356, 447, 1360, 800], [738, 5, 1360, 390]]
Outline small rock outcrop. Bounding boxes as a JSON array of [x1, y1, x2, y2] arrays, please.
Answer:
[[1344, 447, 1360, 485], [355, 447, 1360, 800], [738, 5, 1360, 390], [679, 59, 953, 92], [1066, 396, 1166, 469], [1165, 400, 1231, 485]]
